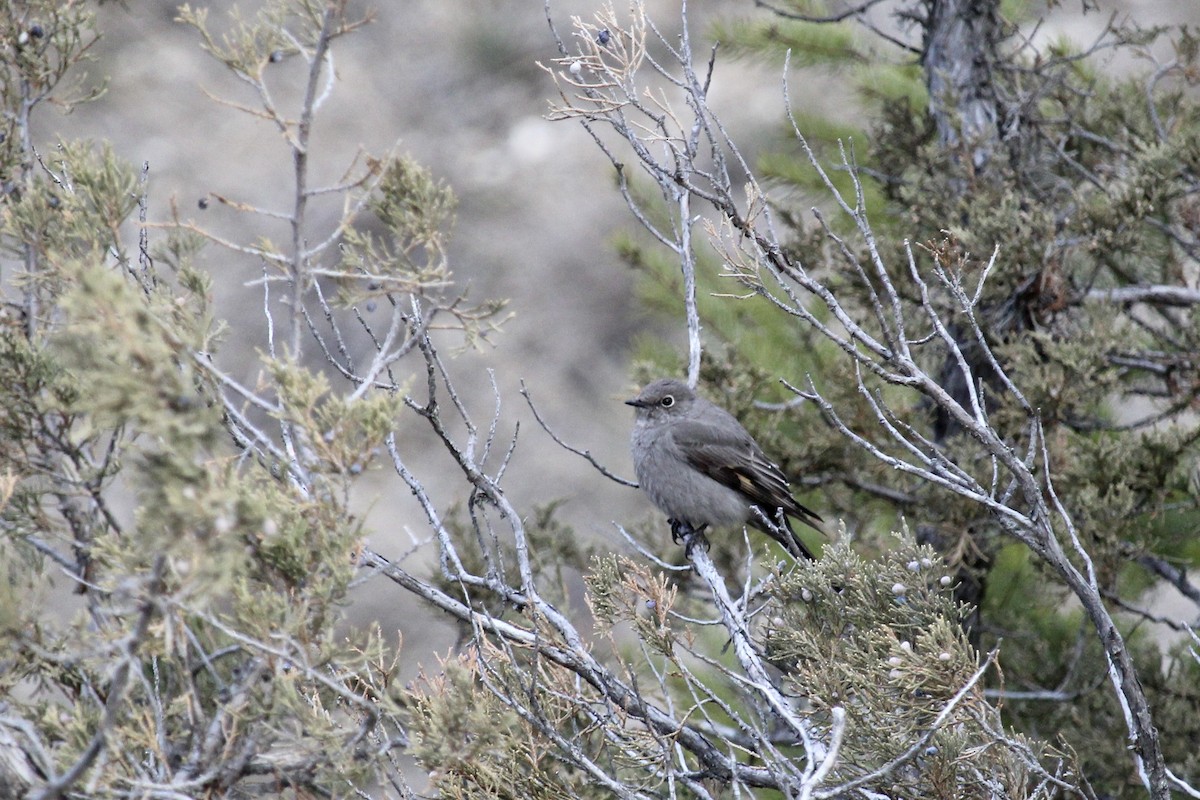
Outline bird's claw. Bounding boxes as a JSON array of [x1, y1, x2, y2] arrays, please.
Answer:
[[668, 519, 710, 556]]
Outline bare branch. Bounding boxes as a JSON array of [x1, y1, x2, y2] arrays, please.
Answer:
[[520, 381, 638, 487]]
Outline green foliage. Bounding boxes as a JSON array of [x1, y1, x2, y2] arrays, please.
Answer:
[[712, 14, 861, 67], [0, 1, 448, 795], [0, 152, 387, 789], [585, 553, 680, 656], [2, 141, 136, 276], [336, 155, 460, 303], [0, 0, 104, 126], [177, 0, 333, 77], [408, 651, 614, 800], [55, 260, 217, 437], [765, 538, 1068, 799], [412, 534, 1074, 798]]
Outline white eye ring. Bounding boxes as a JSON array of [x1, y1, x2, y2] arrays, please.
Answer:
[[660, 395, 674, 407]]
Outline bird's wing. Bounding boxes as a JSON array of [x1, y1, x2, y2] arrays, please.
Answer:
[[670, 420, 824, 531]]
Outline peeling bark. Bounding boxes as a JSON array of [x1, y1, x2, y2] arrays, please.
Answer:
[[922, 0, 1002, 175]]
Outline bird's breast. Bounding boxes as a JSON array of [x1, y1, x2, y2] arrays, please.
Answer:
[[630, 423, 750, 527]]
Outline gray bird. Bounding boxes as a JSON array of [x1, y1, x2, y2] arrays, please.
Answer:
[[626, 378, 824, 560]]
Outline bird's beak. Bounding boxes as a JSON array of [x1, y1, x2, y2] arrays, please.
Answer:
[[625, 396, 647, 408]]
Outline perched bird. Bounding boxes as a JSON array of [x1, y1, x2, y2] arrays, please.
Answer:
[[626, 378, 824, 560]]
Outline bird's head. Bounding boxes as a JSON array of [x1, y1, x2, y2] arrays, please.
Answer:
[[625, 378, 695, 419]]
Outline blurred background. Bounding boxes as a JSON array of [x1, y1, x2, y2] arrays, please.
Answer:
[[38, 0, 1200, 669]]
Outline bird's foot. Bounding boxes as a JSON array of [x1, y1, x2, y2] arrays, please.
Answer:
[[669, 519, 710, 556]]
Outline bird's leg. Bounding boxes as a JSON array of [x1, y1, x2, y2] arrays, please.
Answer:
[[669, 519, 710, 556]]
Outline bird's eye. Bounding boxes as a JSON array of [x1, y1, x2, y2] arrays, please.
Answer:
[[660, 395, 674, 408]]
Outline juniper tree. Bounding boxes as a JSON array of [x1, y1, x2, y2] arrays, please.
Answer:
[[537, 0, 1200, 796], [0, 0, 483, 795]]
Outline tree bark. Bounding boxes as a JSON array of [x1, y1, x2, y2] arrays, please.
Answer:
[[922, 0, 1002, 175]]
